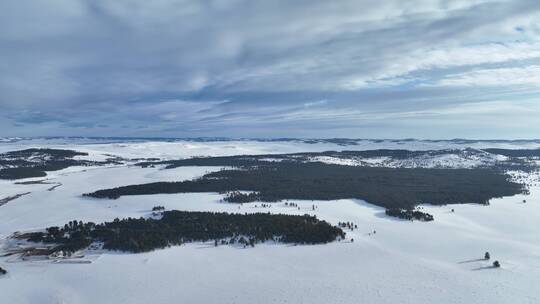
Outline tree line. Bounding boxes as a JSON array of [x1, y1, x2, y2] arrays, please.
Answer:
[[22, 210, 346, 254], [0, 148, 121, 180], [85, 162, 524, 210], [385, 208, 434, 221]]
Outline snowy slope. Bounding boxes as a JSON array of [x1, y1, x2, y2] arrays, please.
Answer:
[[308, 148, 510, 169]]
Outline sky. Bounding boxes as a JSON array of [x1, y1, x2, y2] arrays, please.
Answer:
[[0, 0, 539, 139]]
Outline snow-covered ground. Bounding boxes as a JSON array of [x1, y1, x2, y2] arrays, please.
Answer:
[[0, 140, 539, 304], [1, 137, 540, 159], [307, 149, 509, 169], [2, 138, 537, 171]]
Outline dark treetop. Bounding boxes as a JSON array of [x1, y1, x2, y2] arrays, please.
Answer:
[[22, 210, 345, 253], [85, 161, 525, 210]]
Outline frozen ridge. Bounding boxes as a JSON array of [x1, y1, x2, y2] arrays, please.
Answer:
[[307, 148, 510, 169]]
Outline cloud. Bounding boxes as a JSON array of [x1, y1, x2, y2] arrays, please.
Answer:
[[434, 65, 540, 87], [0, 0, 539, 138]]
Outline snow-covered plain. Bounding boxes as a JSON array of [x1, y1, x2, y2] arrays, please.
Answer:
[[0, 139, 539, 304], [1, 137, 540, 157]]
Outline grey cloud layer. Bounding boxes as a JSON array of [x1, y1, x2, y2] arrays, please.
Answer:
[[0, 0, 539, 138]]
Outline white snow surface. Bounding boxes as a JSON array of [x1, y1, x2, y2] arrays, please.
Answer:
[[0, 140, 539, 304], [1, 137, 539, 158], [308, 150, 508, 169], [1, 138, 531, 170]]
